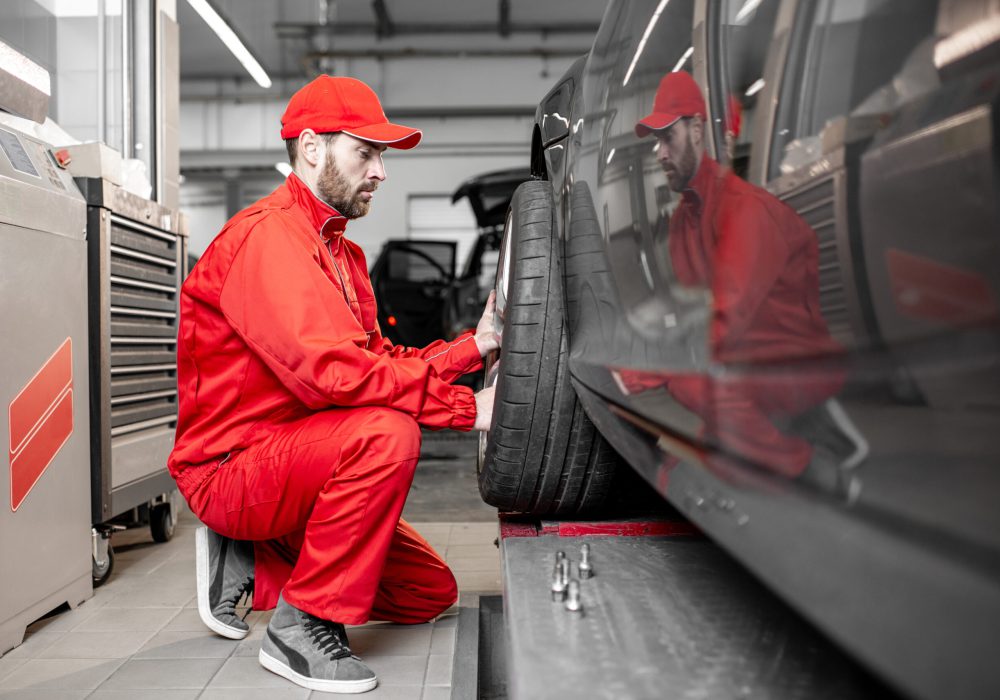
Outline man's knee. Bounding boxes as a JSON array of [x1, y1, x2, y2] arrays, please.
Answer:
[[358, 408, 422, 460], [435, 566, 459, 613], [419, 565, 459, 621]]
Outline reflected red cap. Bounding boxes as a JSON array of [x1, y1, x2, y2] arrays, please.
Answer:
[[280, 75, 422, 149], [635, 71, 706, 138]]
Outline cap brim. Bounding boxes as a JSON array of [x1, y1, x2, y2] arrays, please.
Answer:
[[343, 122, 422, 150], [634, 113, 682, 138]]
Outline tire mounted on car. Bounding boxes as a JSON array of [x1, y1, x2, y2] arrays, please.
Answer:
[[478, 180, 618, 515]]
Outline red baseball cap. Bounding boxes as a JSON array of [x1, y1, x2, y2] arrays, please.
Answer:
[[280, 75, 422, 149], [635, 71, 706, 138]]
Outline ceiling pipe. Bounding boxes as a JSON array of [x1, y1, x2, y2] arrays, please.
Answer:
[[275, 21, 599, 38], [499, 0, 511, 37], [300, 47, 587, 62], [372, 0, 395, 38]]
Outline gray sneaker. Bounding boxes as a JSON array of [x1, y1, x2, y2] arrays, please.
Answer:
[[259, 594, 378, 694], [195, 526, 254, 639], [794, 399, 869, 503]]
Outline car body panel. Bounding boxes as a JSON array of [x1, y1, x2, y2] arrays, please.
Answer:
[[528, 1, 1000, 697]]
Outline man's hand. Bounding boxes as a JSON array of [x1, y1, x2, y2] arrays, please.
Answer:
[[474, 290, 500, 357], [473, 385, 495, 431]]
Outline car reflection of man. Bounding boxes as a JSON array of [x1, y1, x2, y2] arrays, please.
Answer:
[[168, 76, 498, 694], [624, 70, 863, 493]]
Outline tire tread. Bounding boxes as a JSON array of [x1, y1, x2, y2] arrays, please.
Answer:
[[479, 180, 618, 515]]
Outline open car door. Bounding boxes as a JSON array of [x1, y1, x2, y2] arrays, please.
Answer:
[[370, 240, 456, 348]]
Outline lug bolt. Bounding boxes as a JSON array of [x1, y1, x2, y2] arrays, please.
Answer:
[[565, 579, 583, 613], [551, 560, 568, 601], [578, 543, 593, 579]]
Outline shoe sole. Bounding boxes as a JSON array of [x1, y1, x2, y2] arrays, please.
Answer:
[[824, 399, 870, 470], [195, 526, 250, 640], [259, 649, 378, 693]]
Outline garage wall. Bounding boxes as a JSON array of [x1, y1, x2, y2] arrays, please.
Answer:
[[181, 142, 527, 262], [350, 146, 526, 264], [180, 108, 533, 260], [178, 54, 565, 155], [179, 43, 567, 262]]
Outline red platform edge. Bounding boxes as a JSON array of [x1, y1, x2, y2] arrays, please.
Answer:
[[499, 513, 701, 539]]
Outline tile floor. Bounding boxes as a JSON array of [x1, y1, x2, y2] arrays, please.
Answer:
[[0, 511, 501, 699]]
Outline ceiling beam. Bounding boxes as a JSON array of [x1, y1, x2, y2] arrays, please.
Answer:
[[302, 46, 586, 61], [178, 98, 537, 117], [181, 140, 530, 172], [372, 0, 395, 38], [275, 21, 599, 39], [499, 0, 511, 38]]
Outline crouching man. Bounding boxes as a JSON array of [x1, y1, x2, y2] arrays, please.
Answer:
[[168, 75, 498, 694]]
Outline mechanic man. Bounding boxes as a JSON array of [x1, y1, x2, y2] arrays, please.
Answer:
[[627, 70, 855, 488], [168, 75, 498, 694]]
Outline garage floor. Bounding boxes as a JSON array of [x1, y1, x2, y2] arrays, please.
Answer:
[[0, 431, 497, 699]]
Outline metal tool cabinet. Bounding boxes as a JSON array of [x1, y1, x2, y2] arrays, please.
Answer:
[[77, 177, 186, 579]]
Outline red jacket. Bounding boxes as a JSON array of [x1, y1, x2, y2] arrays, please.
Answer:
[[669, 156, 842, 363], [169, 174, 481, 493]]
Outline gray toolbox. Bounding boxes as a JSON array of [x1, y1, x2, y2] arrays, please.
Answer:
[[76, 176, 187, 585]]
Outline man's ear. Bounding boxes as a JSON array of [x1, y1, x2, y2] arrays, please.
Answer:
[[689, 117, 705, 149], [298, 129, 322, 167]]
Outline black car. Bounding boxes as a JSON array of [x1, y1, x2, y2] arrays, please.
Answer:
[[370, 168, 529, 348], [478, 2, 1000, 699]]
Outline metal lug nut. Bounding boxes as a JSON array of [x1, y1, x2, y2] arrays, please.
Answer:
[[578, 543, 593, 579], [551, 561, 568, 601], [565, 579, 583, 613]]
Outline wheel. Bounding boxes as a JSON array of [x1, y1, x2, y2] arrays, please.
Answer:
[[564, 181, 617, 344], [92, 536, 114, 587], [150, 502, 175, 543], [478, 180, 619, 515]]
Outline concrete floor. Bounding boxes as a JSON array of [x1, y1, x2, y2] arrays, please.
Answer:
[[0, 432, 500, 699]]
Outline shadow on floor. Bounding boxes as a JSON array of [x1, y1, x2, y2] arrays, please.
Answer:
[[405, 431, 497, 523]]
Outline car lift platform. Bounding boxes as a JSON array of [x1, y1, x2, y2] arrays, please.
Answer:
[[488, 513, 896, 700]]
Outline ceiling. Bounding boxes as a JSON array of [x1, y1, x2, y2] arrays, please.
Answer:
[[178, 0, 609, 87]]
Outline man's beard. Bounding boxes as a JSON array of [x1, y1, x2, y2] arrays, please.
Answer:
[[316, 152, 375, 219], [663, 132, 698, 192]]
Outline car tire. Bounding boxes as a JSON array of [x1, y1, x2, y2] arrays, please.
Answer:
[[478, 180, 618, 515], [564, 181, 615, 343]]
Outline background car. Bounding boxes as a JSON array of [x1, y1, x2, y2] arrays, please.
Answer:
[[370, 168, 529, 348], [478, 2, 1000, 699]]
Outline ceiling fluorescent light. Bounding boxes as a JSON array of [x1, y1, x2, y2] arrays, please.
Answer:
[[735, 0, 763, 24], [745, 78, 765, 96], [186, 0, 272, 88], [623, 0, 672, 86], [42, 0, 123, 17], [671, 46, 694, 73]]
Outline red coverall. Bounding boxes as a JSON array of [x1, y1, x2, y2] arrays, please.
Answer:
[[168, 173, 482, 624], [628, 156, 844, 476]]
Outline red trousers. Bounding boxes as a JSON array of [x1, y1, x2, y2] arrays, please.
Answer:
[[666, 372, 843, 477], [184, 406, 457, 625]]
